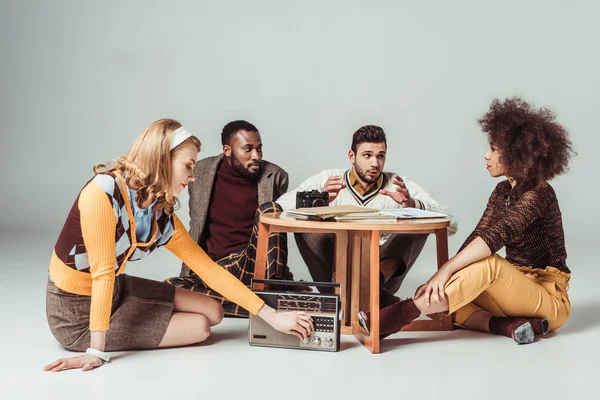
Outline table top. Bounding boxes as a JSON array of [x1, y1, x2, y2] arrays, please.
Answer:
[[260, 212, 450, 232]]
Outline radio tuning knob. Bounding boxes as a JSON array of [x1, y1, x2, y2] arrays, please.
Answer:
[[312, 336, 321, 345], [301, 338, 310, 344], [325, 337, 333, 346]]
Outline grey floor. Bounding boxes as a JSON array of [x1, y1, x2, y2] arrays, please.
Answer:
[[1, 232, 597, 400]]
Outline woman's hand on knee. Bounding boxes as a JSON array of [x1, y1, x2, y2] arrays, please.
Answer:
[[43, 354, 104, 373], [415, 267, 452, 306]]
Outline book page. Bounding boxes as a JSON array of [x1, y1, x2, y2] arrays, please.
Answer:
[[288, 205, 378, 218], [380, 208, 448, 219], [334, 212, 396, 221]]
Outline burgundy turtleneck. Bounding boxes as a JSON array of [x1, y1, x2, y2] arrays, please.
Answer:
[[204, 159, 259, 261]]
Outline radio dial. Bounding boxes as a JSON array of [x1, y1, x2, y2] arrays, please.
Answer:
[[325, 337, 333, 347], [312, 336, 321, 346]]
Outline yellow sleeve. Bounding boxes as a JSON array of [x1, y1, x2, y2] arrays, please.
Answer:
[[165, 215, 265, 315], [79, 182, 117, 331]]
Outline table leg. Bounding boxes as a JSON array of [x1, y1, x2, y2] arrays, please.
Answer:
[[353, 230, 381, 354], [368, 230, 381, 353], [334, 231, 350, 331], [434, 228, 453, 330], [359, 235, 371, 314], [253, 221, 270, 291], [435, 228, 449, 270], [350, 232, 362, 335]]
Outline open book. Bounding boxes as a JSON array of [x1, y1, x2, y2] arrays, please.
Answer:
[[333, 208, 447, 222], [286, 205, 380, 220], [334, 212, 396, 222], [379, 208, 448, 219], [286, 205, 448, 222]]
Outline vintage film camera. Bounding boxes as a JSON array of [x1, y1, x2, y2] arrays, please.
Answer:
[[296, 190, 329, 208], [249, 279, 342, 352]]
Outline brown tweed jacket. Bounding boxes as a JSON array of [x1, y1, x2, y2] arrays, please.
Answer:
[[179, 154, 289, 276]]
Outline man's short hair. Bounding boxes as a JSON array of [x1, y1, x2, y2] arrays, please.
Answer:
[[351, 125, 387, 153], [221, 120, 259, 146]]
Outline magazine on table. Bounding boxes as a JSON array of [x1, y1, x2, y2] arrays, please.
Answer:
[[286, 205, 378, 220], [286, 205, 447, 222], [379, 208, 448, 219]]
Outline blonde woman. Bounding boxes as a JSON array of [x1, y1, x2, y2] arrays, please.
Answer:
[[44, 119, 313, 372]]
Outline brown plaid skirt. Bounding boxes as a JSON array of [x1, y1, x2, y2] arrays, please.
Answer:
[[165, 202, 292, 317], [46, 274, 175, 351]]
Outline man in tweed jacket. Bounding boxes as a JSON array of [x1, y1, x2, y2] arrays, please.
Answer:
[[165, 120, 294, 317]]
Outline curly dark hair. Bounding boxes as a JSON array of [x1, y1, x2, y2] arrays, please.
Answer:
[[351, 125, 387, 153], [478, 97, 575, 188], [221, 120, 258, 145]]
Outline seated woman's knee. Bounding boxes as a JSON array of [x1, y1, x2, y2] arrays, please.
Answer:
[[200, 297, 224, 326], [209, 302, 225, 326], [195, 315, 212, 342]]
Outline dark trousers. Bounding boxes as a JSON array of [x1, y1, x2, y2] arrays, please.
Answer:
[[294, 232, 428, 295], [165, 202, 292, 317]]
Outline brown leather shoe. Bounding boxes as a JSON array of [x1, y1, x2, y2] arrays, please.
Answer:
[[489, 316, 549, 344], [358, 299, 421, 338], [358, 310, 392, 340], [489, 317, 535, 344]]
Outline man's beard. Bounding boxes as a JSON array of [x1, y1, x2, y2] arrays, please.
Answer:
[[353, 163, 381, 184], [232, 154, 262, 181]]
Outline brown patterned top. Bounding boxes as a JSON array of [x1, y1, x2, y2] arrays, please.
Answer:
[[459, 180, 569, 273]]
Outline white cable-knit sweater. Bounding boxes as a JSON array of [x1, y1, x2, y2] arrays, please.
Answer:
[[277, 169, 457, 240]]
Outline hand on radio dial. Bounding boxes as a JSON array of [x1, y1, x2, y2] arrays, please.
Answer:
[[257, 305, 314, 340]]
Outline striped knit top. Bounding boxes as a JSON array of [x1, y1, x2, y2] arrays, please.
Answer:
[[49, 170, 265, 331], [277, 168, 458, 235], [460, 180, 570, 273]]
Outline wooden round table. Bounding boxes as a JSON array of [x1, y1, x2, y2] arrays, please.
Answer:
[[254, 212, 452, 354]]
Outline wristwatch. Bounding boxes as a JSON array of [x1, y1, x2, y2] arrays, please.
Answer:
[[85, 348, 111, 363]]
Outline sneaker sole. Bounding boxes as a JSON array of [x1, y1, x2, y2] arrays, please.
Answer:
[[513, 321, 535, 344], [540, 319, 550, 335], [358, 311, 370, 334]]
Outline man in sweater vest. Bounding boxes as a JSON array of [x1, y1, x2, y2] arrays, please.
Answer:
[[277, 125, 458, 306], [165, 120, 294, 317]]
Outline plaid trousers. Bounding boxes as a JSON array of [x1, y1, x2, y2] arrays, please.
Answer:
[[165, 202, 292, 317]]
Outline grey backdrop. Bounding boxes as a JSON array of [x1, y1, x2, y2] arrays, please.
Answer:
[[1, 0, 597, 281]]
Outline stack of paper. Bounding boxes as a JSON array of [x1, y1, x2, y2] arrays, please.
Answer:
[[334, 212, 396, 221], [379, 209, 448, 219], [286, 205, 380, 220], [285, 205, 449, 222]]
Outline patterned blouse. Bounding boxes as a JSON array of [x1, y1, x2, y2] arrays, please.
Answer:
[[459, 180, 569, 273]]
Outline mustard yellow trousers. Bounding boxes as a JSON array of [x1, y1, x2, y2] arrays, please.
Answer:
[[446, 254, 571, 331]]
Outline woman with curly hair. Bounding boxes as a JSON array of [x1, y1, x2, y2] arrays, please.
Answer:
[[44, 119, 313, 372], [358, 97, 575, 344]]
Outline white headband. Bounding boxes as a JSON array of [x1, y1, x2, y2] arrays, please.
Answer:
[[170, 126, 193, 150]]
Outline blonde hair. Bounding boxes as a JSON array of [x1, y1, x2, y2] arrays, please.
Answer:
[[94, 118, 201, 215]]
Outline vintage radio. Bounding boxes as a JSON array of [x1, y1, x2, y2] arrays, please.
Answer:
[[249, 279, 342, 352]]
